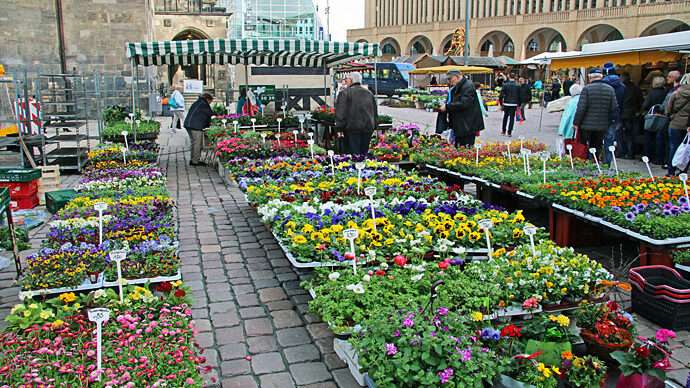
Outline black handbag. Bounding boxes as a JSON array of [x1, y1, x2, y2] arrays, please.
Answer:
[[435, 111, 448, 134], [643, 104, 669, 133]]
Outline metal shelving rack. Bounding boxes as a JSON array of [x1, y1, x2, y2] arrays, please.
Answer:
[[37, 74, 91, 172]]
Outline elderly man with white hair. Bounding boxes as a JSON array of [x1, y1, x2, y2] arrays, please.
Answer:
[[573, 68, 619, 160], [335, 72, 378, 156]]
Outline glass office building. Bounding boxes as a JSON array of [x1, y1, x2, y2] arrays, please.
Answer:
[[229, 0, 323, 39]]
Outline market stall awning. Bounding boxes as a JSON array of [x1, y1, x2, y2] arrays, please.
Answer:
[[409, 65, 493, 75], [126, 39, 381, 68], [549, 31, 690, 70]]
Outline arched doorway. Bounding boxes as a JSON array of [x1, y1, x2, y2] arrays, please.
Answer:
[[407, 35, 433, 55], [577, 24, 623, 49], [169, 28, 211, 87], [380, 37, 401, 59], [640, 19, 690, 37], [478, 31, 515, 58], [524, 28, 567, 58]]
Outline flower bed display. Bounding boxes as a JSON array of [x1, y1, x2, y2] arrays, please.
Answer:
[[102, 120, 161, 141]]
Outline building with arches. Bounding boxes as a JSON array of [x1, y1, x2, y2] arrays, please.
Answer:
[[347, 0, 690, 60]]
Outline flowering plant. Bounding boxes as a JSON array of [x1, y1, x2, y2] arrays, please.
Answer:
[[575, 301, 635, 345], [611, 328, 677, 381], [351, 308, 505, 387], [560, 352, 607, 388]]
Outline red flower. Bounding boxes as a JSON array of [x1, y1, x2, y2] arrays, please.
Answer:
[[156, 282, 172, 293], [174, 289, 186, 298], [375, 269, 386, 276], [606, 300, 620, 312], [437, 260, 450, 270], [344, 252, 355, 260], [393, 255, 407, 267], [635, 346, 651, 359], [500, 324, 522, 338]]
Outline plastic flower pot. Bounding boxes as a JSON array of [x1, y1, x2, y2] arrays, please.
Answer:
[[87, 271, 100, 284], [615, 373, 664, 388], [580, 329, 633, 365]]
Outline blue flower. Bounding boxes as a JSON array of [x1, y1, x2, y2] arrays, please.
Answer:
[[624, 212, 636, 221], [480, 327, 501, 341]]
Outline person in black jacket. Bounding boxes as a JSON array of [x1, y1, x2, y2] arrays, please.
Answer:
[[440, 70, 484, 147], [335, 72, 378, 156], [551, 77, 561, 101], [642, 76, 669, 164], [574, 68, 619, 160], [499, 73, 521, 136], [563, 76, 574, 97], [518, 76, 531, 122], [619, 72, 642, 159], [184, 93, 214, 166]]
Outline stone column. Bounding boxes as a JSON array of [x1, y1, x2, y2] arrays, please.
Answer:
[[569, 0, 576, 10], [521, 0, 527, 14]]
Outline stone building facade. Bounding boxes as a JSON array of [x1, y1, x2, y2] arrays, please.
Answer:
[[347, 0, 690, 60]]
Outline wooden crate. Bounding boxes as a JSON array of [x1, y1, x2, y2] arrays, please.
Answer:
[[38, 166, 61, 205]]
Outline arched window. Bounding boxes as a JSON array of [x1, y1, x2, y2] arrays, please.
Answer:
[[382, 43, 397, 55], [412, 41, 427, 54], [502, 40, 514, 52], [527, 39, 539, 51], [480, 40, 494, 52], [548, 37, 565, 52]]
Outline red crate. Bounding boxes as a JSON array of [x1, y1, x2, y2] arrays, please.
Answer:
[[0, 179, 38, 199], [10, 193, 39, 210]]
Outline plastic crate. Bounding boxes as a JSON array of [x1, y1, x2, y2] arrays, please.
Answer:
[[631, 286, 690, 330], [630, 266, 690, 300], [0, 180, 38, 198], [0, 168, 41, 183], [11, 194, 39, 210], [45, 189, 77, 214]]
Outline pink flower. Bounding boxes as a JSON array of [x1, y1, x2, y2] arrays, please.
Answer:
[[186, 377, 195, 384], [655, 328, 676, 343], [653, 357, 671, 370]]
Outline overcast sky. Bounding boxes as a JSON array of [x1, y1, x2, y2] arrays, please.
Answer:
[[314, 0, 365, 41]]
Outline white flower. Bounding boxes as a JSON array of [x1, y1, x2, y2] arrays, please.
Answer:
[[362, 274, 371, 282], [346, 284, 357, 291], [352, 284, 365, 294], [328, 272, 341, 281], [380, 262, 389, 270], [93, 289, 107, 299], [411, 273, 424, 282]]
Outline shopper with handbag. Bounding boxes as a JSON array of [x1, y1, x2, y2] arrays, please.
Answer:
[[642, 76, 669, 164], [666, 73, 690, 175], [574, 68, 618, 160]]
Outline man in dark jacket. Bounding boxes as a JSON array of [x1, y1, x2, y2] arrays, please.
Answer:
[[620, 72, 642, 159], [184, 93, 214, 166], [602, 63, 625, 164], [563, 76, 574, 97], [440, 70, 484, 147], [499, 73, 521, 136], [518, 77, 531, 122], [335, 72, 378, 156], [574, 68, 619, 161]]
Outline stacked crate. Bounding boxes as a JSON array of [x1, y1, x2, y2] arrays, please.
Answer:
[[37, 166, 61, 205], [0, 168, 42, 210]]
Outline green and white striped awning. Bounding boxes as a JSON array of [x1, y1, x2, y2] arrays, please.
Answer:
[[126, 39, 380, 68]]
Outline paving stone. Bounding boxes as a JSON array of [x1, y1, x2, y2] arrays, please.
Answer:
[[239, 307, 266, 319], [323, 352, 347, 370], [211, 312, 241, 328], [216, 326, 245, 345], [271, 310, 303, 329], [266, 300, 295, 311], [259, 287, 287, 302], [253, 279, 281, 289], [229, 277, 252, 285], [219, 343, 248, 360], [196, 332, 215, 348], [283, 344, 320, 364], [232, 284, 255, 296], [247, 336, 279, 353], [277, 327, 312, 347], [289, 362, 331, 385], [314, 338, 334, 354], [209, 301, 236, 314], [244, 318, 273, 337], [193, 318, 212, 332], [221, 359, 251, 376], [306, 323, 332, 340], [250, 270, 275, 280], [236, 293, 259, 307], [259, 372, 295, 388], [250, 352, 286, 374], [300, 383, 337, 388], [203, 348, 220, 367]]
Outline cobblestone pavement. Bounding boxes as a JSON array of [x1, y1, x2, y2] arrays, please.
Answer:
[[160, 130, 357, 388]]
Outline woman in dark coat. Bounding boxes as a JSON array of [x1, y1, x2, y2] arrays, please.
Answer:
[[642, 76, 669, 164]]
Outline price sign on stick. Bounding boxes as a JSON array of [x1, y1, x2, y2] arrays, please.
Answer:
[[292, 130, 298, 143], [135, 119, 141, 142], [566, 144, 574, 169], [88, 308, 110, 380], [308, 131, 314, 141], [539, 151, 550, 184], [221, 118, 227, 128], [355, 162, 365, 194], [608, 145, 619, 175], [327, 150, 335, 176], [250, 118, 257, 132], [260, 133, 267, 144], [343, 229, 359, 274], [478, 219, 493, 256], [364, 187, 377, 232], [109, 250, 127, 303], [474, 143, 482, 166], [519, 136, 525, 152], [298, 114, 305, 133], [121, 131, 129, 152], [275, 133, 281, 147], [523, 225, 538, 256], [642, 156, 655, 181], [94, 202, 108, 245], [281, 102, 287, 118], [307, 139, 315, 159], [589, 148, 602, 175], [276, 118, 282, 133], [232, 120, 239, 134], [525, 149, 532, 176], [680, 173, 689, 205], [506, 141, 512, 162]]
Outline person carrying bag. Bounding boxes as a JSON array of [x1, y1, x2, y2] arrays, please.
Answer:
[[643, 104, 669, 133]]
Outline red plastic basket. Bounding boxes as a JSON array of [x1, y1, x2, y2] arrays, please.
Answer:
[[10, 194, 39, 210], [0, 180, 38, 199], [630, 266, 690, 301]]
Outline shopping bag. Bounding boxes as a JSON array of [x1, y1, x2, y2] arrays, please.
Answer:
[[564, 128, 588, 159], [672, 134, 690, 171], [441, 129, 455, 145], [643, 105, 669, 133], [435, 111, 448, 134]]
